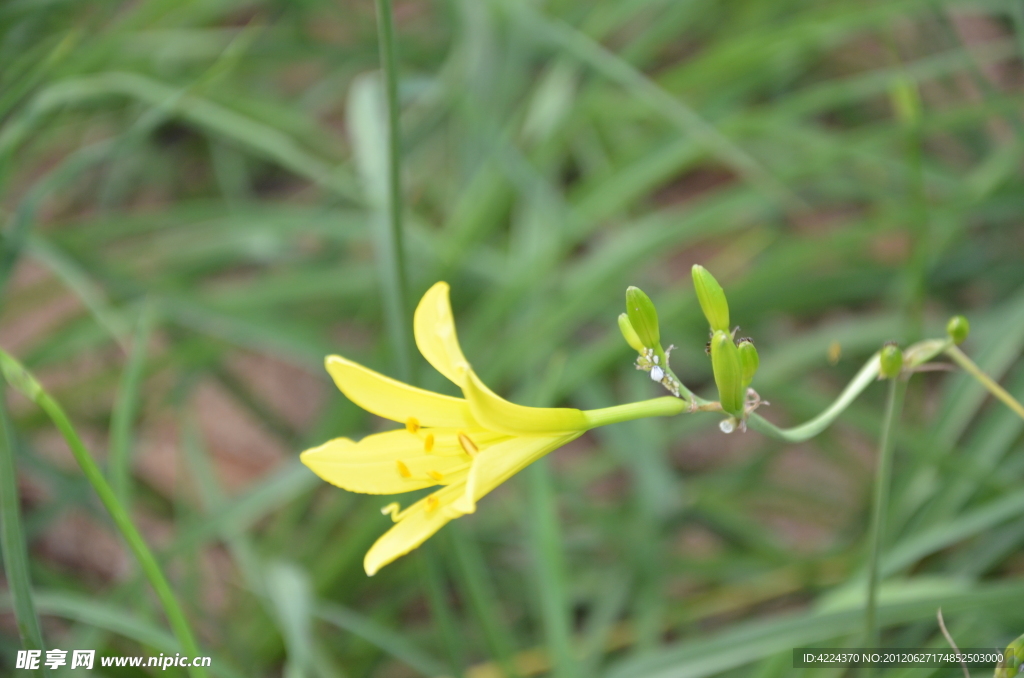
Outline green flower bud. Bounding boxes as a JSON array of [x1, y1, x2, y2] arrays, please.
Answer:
[[711, 330, 744, 416], [996, 632, 1024, 678], [946, 315, 969, 345], [879, 342, 903, 380], [692, 265, 730, 333], [618, 313, 646, 354], [737, 339, 759, 389], [625, 286, 660, 349]]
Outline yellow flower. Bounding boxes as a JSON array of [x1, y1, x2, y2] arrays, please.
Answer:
[[301, 282, 685, 575]]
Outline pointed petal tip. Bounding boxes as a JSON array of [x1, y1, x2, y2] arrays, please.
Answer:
[[414, 281, 471, 387]]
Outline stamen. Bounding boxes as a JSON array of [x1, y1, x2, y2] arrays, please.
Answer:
[[426, 494, 440, 513], [396, 460, 412, 478], [428, 470, 445, 482], [423, 433, 434, 453], [405, 417, 420, 434], [381, 502, 401, 520], [458, 432, 479, 457]]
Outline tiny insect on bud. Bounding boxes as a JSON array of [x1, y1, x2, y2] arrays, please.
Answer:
[[625, 286, 660, 349], [692, 265, 730, 333], [879, 342, 903, 380], [946, 315, 969, 345], [737, 339, 759, 389], [618, 313, 646, 353], [711, 330, 744, 416]]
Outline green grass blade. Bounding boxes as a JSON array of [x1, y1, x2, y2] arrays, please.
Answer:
[[374, 0, 412, 382], [864, 377, 907, 647], [348, 72, 412, 382], [447, 524, 522, 677], [0, 348, 208, 678], [0, 590, 246, 678], [526, 460, 579, 678], [108, 302, 155, 507], [316, 601, 449, 677], [0, 383, 48, 664]]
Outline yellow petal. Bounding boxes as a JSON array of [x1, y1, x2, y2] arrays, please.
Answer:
[[414, 282, 471, 387], [452, 433, 579, 514], [325, 355, 474, 428], [463, 369, 589, 435], [364, 483, 465, 575], [300, 430, 492, 494]]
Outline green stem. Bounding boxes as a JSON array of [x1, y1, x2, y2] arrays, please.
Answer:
[[653, 345, 696, 402], [0, 350, 207, 678], [946, 345, 1024, 421], [0, 381, 49, 666], [374, 0, 412, 383], [584, 396, 690, 427], [864, 377, 907, 648], [746, 353, 881, 442]]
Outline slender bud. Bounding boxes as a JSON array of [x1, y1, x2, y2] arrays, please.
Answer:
[[692, 265, 730, 333], [879, 342, 903, 380], [711, 330, 744, 416], [625, 286, 660, 349], [737, 339, 759, 389], [946, 315, 969, 345], [618, 313, 646, 353]]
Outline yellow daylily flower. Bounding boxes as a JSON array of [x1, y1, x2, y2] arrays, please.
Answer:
[[301, 282, 686, 575]]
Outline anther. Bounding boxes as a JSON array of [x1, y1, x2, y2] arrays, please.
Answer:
[[426, 494, 440, 513], [423, 433, 434, 453], [396, 460, 412, 478], [428, 470, 445, 482], [405, 417, 420, 434], [458, 432, 479, 457]]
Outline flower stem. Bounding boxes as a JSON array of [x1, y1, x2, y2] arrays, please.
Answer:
[[746, 353, 881, 442], [946, 345, 1024, 421], [584, 396, 690, 427], [374, 0, 412, 382], [0, 350, 207, 678], [864, 377, 907, 648]]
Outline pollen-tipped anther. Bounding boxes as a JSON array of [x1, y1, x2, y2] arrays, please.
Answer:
[[458, 432, 479, 457]]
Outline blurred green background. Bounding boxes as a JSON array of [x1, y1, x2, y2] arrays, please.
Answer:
[[3, 0, 1024, 676]]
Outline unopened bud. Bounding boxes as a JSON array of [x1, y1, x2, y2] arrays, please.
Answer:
[[692, 265, 730, 333], [625, 286, 660, 349], [879, 342, 903, 380], [946, 315, 969, 345], [618, 313, 646, 353], [737, 339, 759, 389], [711, 330, 743, 416]]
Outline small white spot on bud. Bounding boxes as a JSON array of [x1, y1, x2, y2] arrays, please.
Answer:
[[653, 354, 659, 364], [650, 366, 664, 381], [719, 419, 735, 434]]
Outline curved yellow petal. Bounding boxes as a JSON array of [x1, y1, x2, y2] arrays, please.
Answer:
[[300, 432, 478, 494], [414, 282, 471, 388], [325, 355, 474, 428], [463, 369, 589, 435], [451, 433, 579, 514], [364, 483, 465, 575]]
